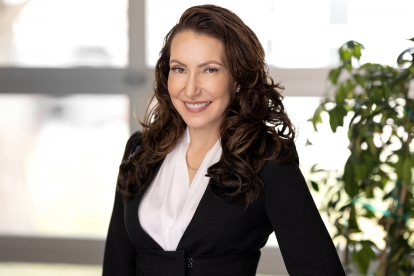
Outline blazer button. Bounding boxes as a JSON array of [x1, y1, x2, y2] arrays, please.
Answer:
[[187, 257, 193, 268]]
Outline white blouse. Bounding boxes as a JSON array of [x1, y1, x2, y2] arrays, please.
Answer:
[[138, 128, 222, 251]]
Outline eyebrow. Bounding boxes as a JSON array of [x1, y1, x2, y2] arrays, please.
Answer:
[[169, 59, 223, 67]]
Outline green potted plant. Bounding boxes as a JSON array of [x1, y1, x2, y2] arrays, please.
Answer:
[[308, 38, 414, 275]]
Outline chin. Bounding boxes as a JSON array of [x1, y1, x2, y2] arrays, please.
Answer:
[[184, 121, 207, 130], [184, 118, 222, 132], [183, 117, 207, 128]]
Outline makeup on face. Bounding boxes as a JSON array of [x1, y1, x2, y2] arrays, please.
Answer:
[[167, 31, 236, 132]]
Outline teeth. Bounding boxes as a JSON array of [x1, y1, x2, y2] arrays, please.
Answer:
[[185, 102, 211, 109]]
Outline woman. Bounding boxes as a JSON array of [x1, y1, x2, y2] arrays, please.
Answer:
[[103, 5, 345, 276]]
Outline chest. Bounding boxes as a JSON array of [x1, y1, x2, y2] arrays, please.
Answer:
[[124, 185, 273, 255]]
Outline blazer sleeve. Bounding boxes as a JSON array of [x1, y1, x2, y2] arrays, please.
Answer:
[[102, 132, 142, 276], [263, 159, 345, 276]]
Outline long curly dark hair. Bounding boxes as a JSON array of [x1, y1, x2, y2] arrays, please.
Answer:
[[117, 4, 297, 207]]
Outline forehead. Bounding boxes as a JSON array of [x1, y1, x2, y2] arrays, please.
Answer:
[[170, 31, 226, 63]]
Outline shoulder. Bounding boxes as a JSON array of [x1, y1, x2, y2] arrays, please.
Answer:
[[261, 143, 299, 175], [261, 153, 315, 217], [261, 158, 302, 184], [260, 148, 305, 195], [128, 131, 142, 148], [121, 131, 142, 161]]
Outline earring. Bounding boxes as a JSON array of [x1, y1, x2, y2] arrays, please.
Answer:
[[236, 86, 240, 93]]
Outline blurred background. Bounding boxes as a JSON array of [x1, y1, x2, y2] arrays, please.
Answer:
[[0, 0, 413, 275]]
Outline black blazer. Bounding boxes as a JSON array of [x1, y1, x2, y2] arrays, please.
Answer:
[[103, 132, 345, 275]]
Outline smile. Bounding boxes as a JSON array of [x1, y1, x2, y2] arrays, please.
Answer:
[[185, 101, 212, 109]]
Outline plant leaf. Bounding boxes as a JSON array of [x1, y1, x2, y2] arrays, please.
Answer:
[[353, 243, 373, 274], [340, 48, 352, 62], [344, 157, 358, 197], [338, 202, 352, 212], [335, 84, 347, 102], [353, 74, 365, 87], [329, 67, 342, 84], [310, 181, 319, 192], [311, 105, 323, 131], [328, 104, 347, 132], [353, 45, 362, 60], [397, 47, 414, 65], [364, 208, 376, 219]]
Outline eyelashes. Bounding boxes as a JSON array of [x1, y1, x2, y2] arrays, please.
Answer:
[[171, 67, 185, 73], [204, 67, 218, 73], [170, 66, 219, 74]]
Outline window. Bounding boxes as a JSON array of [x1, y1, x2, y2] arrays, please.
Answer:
[[0, 0, 128, 67], [146, 0, 414, 68], [0, 94, 129, 237]]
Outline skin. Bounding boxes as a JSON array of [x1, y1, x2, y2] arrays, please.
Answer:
[[168, 31, 237, 185]]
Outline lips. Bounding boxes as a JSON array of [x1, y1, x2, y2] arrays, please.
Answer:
[[183, 101, 212, 113]]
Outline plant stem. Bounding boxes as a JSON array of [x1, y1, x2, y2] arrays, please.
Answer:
[[345, 238, 350, 267], [396, 183, 407, 218], [380, 219, 391, 276], [381, 182, 408, 275]]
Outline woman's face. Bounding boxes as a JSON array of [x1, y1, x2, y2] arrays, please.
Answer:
[[168, 31, 236, 132]]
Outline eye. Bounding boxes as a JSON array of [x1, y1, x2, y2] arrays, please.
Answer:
[[205, 67, 218, 73], [172, 67, 185, 73]]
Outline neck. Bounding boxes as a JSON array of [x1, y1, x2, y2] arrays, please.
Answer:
[[187, 126, 219, 151]]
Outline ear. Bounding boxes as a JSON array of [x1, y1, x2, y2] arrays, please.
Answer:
[[232, 80, 239, 93]]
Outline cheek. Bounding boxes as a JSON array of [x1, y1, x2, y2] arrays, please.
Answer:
[[167, 80, 181, 111], [221, 79, 234, 104], [222, 93, 232, 110], [167, 75, 183, 99]]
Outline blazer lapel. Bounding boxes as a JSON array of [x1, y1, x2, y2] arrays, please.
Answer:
[[125, 190, 164, 250], [125, 158, 214, 252], [125, 161, 164, 250]]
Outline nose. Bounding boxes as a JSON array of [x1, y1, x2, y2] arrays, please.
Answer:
[[184, 74, 201, 99]]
